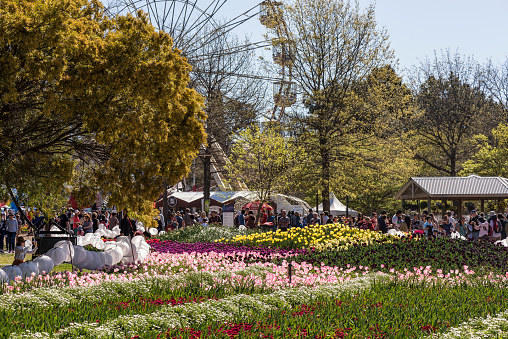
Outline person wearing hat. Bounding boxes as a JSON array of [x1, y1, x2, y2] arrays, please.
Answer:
[[5, 212, 18, 253]]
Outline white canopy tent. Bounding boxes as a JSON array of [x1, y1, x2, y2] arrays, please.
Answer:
[[272, 193, 311, 214], [318, 193, 358, 217]]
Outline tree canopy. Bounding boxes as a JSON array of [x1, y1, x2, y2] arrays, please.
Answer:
[[279, 0, 393, 212], [460, 123, 508, 178], [410, 52, 506, 176], [226, 125, 302, 220], [0, 0, 206, 212]]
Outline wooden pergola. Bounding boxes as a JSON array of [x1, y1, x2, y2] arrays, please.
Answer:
[[395, 175, 508, 217]]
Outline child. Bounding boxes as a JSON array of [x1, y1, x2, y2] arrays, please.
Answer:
[[12, 236, 37, 266]]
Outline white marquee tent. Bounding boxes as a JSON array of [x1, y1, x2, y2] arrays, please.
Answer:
[[318, 192, 358, 217]]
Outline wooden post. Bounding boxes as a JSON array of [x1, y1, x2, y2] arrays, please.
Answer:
[[480, 199, 485, 213], [442, 199, 446, 218], [427, 198, 431, 214], [458, 199, 463, 219], [417, 200, 421, 214]]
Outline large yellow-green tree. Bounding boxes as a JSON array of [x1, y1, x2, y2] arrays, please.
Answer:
[[0, 0, 206, 216]]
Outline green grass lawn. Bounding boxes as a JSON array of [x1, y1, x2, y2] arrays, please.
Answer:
[[0, 254, 74, 272]]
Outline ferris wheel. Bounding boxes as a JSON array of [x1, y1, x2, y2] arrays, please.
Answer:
[[108, 0, 296, 122], [110, 1, 269, 65], [259, 0, 296, 122]]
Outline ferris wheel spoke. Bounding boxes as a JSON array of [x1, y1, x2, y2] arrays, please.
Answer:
[[177, 0, 227, 52], [178, 0, 198, 41], [189, 40, 271, 63], [183, 0, 224, 34], [144, 0, 160, 29], [185, 8, 261, 58], [172, 0, 194, 45], [192, 3, 261, 48]]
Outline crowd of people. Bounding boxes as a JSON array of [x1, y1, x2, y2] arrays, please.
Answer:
[[0, 210, 37, 265], [346, 209, 508, 241], [4, 204, 507, 256], [163, 206, 508, 243], [50, 208, 140, 237]]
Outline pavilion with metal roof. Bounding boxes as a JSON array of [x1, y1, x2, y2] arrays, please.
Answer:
[[395, 175, 508, 216]]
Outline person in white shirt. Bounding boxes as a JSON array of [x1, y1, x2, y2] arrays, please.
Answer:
[[5, 212, 18, 253], [322, 212, 329, 224], [392, 210, 402, 229], [478, 217, 489, 239], [447, 211, 457, 232]]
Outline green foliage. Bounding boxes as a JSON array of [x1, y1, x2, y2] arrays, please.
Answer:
[[329, 66, 420, 212], [0, 0, 206, 213], [332, 135, 420, 213], [461, 123, 508, 177], [283, 237, 508, 273], [267, 0, 394, 211], [163, 281, 508, 338], [226, 126, 302, 205], [0, 274, 264, 337]]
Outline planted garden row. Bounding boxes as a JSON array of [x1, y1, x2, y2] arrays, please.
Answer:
[[278, 237, 508, 272]]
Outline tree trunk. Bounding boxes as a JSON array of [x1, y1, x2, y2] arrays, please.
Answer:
[[255, 202, 263, 227], [162, 181, 169, 228], [320, 137, 331, 213], [450, 149, 457, 176], [203, 147, 211, 214]]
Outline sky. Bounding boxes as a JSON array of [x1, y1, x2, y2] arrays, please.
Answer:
[[219, 0, 508, 72]]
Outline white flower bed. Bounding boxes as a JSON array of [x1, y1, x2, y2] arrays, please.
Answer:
[[11, 274, 386, 338], [0, 269, 270, 311], [431, 309, 508, 338]]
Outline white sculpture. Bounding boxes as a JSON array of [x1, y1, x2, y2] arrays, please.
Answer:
[[0, 223, 151, 282]]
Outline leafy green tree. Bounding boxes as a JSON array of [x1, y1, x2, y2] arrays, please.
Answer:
[[276, 0, 393, 212], [460, 123, 508, 177], [410, 52, 506, 176], [332, 135, 420, 213], [226, 126, 301, 222], [0, 0, 206, 218], [328, 66, 419, 213]]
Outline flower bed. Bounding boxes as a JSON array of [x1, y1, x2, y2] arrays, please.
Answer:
[[156, 225, 259, 243], [281, 237, 508, 273], [218, 223, 392, 250], [147, 239, 306, 257], [6, 223, 508, 338], [13, 276, 508, 338], [13, 275, 380, 338], [160, 280, 508, 339], [0, 272, 263, 337]]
